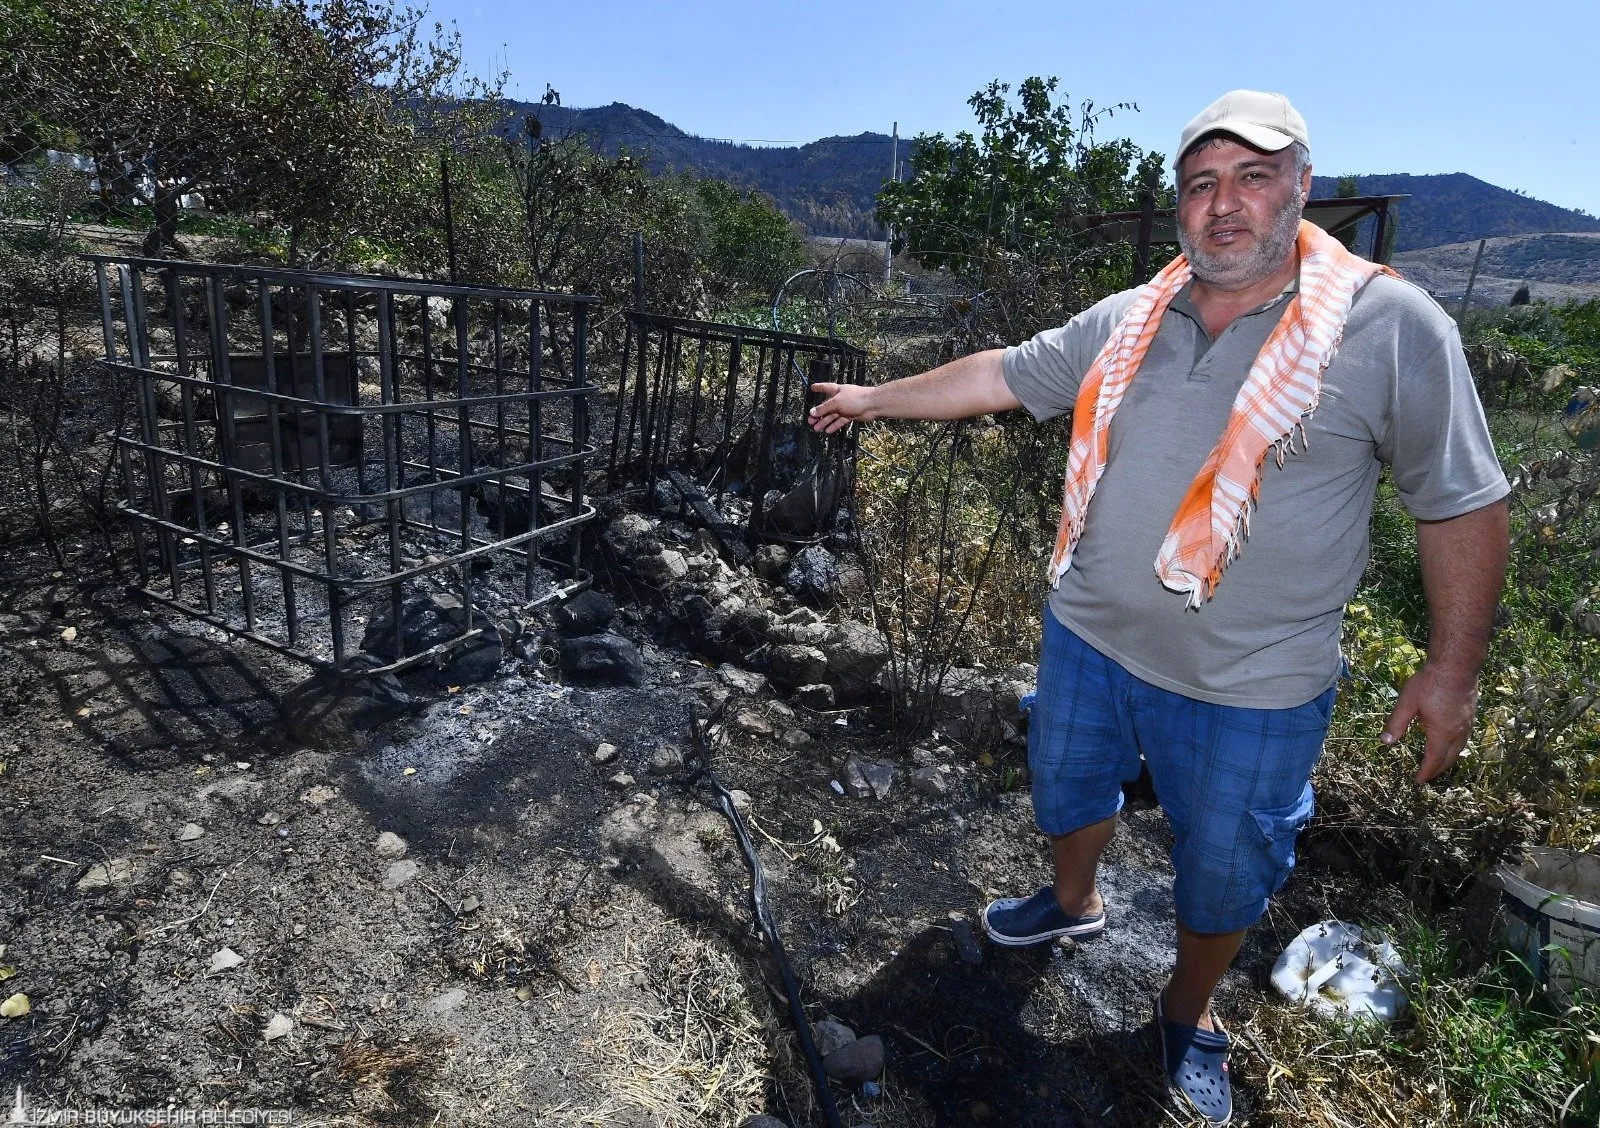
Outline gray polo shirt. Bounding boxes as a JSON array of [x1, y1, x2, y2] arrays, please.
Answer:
[[1003, 273, 1508, 709]]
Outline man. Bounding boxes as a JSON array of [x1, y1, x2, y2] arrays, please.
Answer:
[[808, 90, 1509, 1124]]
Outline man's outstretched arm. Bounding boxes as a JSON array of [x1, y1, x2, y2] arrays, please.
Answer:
[[1381, 498, 1511, 781], [808, 348, 1019, 432]]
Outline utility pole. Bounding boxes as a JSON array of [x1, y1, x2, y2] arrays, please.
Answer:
[[1458, 237, 1487, 322], [884, 121, 898, 285]]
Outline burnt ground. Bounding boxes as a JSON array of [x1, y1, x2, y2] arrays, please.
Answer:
[[0, 533, 1400, 1128]]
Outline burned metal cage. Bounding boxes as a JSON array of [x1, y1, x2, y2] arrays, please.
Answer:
[[92, 255, 599, 674], [606, 312, 869, 545]]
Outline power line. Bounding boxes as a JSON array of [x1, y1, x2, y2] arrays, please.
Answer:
[[697, 137, 899, 146]]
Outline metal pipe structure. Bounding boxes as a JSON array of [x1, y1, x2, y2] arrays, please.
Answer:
[[607, 310, 869, 547], [91, 254, 599, 676]]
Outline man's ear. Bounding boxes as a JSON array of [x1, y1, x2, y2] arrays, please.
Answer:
[[1300, 164, 1313, 205]]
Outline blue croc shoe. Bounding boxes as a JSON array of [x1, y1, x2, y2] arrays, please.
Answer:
[[1156, 991, 1233, 1125], [982, 886, 1106, 947]]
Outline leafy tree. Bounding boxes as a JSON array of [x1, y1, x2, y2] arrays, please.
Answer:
[[876, 77, 1169, 343], [877, 79, 1166, 271], [691, 178, 805, 307], [0, 0, 490, 263], [464, 103, 801, 316], [1334, 174, 1362, 250]]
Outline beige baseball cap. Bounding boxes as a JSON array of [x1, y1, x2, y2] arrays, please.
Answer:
[[1176, 90, 1309, 167]]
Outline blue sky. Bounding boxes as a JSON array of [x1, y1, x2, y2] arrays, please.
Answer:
[[430, 0, 1600, 216]]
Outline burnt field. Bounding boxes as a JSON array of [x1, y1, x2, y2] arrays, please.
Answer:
[[0, 477, 1397, 1127]]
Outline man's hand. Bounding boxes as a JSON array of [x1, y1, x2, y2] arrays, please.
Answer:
[[808, 382, 875, 433], [807, 350, 1017, 430], [1381, 662, 1480, 782]]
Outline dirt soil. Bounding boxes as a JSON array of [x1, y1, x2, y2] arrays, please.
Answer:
[[0, 533, 1391, 1128]]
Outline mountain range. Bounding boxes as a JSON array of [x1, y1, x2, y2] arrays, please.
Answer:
[[516, 100, 1600, 260]]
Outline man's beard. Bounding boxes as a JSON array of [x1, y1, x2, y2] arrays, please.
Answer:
[[1177, 191, 1303, 289]]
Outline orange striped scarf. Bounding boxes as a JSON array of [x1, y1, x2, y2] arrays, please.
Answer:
[[1048, 220, 1396, 608]]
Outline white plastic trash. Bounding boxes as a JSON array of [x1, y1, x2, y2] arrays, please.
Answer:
[[1492, 847, 1600, 1007], [1271, 920, 1409, 1023]]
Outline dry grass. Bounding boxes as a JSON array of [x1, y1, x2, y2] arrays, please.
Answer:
[[568, 928, 801, 1128], [333, 1032, 456, 1126]]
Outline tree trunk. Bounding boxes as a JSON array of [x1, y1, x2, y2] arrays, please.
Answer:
[[142, 180, 181, 256]]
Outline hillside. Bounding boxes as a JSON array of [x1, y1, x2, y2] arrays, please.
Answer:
[[1392, 232, 1600, 306], [1309, 173, 1600, 253], [513, 100, 894, 239], [515, 101, 1600, 259]]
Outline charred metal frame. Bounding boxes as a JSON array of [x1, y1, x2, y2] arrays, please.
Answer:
[[92, 255, 598, 674], [607, 311, 869, 545]]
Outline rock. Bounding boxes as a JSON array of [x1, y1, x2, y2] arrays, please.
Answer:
[[256, 811, 282, 826], [459, 894, 480, 913], [909, 766, 948, 799], [694, 681, 732, 711], [732, 709, 775, 738], [753, 544, 791, 583], [822, 1033, 883, 1082], [591, 742, 619, 765], [0, 993, 30, 1018], [780, 729, 812, 750], [359, 592, 469, 657], [423, 988, 467, 1015], [842, 756, 893, 800], [607, 772, 637, 790], [552, 590, 616, 638], [727, 790, 753, 811], [968, 1099, 992, 1121], [374, 831, 409, 859], [635, 549, 689, 585], [559, 633, 645, 687], [279, 654, 413, 744], [651, 478, 683, 511], [784, 545, 840, 606], [76, 857, 132, 891], [740, 1117, 790, 1128], [207, 947, 245, 975], [604, 513, 657, 556], [842, 755, 872, 800], [820, 621, 890, 699], [262, 1013, 293, 1041], [195, 775, 265, 807], [890, 666, 1036, 749], [300, 785, 336, 808], [795, 683, 836, 710], [947, 914, 984, 964], [381, 859, 420, 890], [441, 634, 503, 685], [861, 761, 894, 800], [814, 1019, 857, 1058], [719, 603, 771, 650], [646, 744, 684, 776], [717, 665, 767, 695], [175, 822, 205, 842], [836, 563, 868, 601], [768, 644, 827, 687]]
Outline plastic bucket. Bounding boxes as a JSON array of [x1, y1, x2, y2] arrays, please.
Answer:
[[1492, 847, 1600, 1005]]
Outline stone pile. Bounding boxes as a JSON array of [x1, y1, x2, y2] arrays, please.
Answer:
[[603, 512, 889, 704]]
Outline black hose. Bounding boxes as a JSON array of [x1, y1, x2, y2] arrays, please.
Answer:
[[681, 706, 845, 1128]]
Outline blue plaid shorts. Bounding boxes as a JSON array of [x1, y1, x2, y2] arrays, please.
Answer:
[[1028, 609, 1335, 934]]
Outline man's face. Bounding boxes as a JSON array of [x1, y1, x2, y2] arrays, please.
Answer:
[[1175, 136, 1310, 290]]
